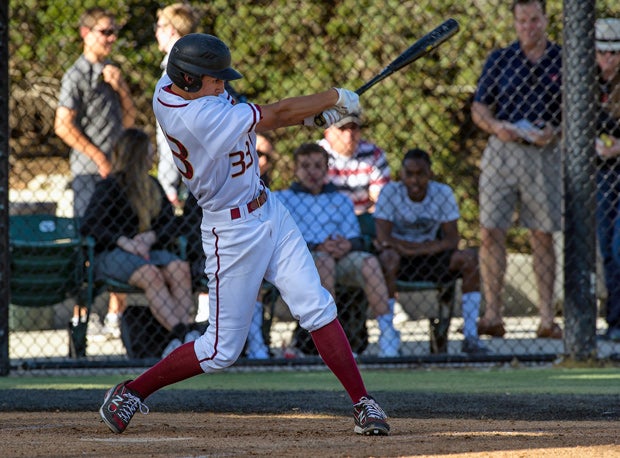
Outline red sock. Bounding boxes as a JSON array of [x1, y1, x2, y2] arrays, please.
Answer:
[[127, 342, 203, 400], [311, 319, 367, 403]]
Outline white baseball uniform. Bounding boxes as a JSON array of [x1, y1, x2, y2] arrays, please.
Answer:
[[153, 74, 337, 372]]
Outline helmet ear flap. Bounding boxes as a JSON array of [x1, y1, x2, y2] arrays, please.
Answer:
[[182, 72, 201, 92]]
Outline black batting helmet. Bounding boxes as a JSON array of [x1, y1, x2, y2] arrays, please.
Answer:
[[167, 33, 242, 92]]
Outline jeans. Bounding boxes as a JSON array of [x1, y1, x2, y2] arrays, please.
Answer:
[[596, 166, 620, 330]]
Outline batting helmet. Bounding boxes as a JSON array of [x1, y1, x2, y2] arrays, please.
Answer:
[[167, 33, 242, 92]]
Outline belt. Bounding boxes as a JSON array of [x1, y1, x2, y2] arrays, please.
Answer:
[[230, 190, 267, 220]]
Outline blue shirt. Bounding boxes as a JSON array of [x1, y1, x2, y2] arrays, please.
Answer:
[[274, 183, 362, 246], [474, 41, 562, 127]]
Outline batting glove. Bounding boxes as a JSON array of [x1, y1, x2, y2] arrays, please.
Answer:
[[303, 108, 342, 128], [334, 88, 360, 114]]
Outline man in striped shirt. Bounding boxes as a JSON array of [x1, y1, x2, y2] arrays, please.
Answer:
[[319, 113, 391, 217]]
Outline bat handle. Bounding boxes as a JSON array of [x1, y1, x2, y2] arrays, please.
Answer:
[[312, 113, 328, 128]]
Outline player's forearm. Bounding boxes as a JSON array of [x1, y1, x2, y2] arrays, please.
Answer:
[[258, 89, 338, 131]]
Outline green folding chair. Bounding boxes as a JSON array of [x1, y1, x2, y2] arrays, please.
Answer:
[[9, 214, 94, 357]]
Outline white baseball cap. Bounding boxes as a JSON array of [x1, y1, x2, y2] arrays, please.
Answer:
[[595, 18, 620, 52], [332, 112, 363, 129]]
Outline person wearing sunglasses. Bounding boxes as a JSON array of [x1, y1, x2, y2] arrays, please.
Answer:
[[55, 7, 135, 339], [594, 18, 620, 343]]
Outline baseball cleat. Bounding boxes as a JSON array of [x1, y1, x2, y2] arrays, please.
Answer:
[[353, 395, 390, 436], [99, 380, 149, 433]]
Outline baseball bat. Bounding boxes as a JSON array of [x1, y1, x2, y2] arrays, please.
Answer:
[[354, 18, 460, 96], [314, 18, 460, 127]]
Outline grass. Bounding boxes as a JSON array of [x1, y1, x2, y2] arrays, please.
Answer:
[[0, 366, 618, 396]]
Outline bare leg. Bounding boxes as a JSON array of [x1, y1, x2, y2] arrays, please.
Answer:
[[530, 230, 556, 328], [314, 252, 337, 298], [108, 292, 126, 315], [377, 248, 401, 299], [162, 260, 194, 325], [361, 255, 389, 317], [128, 264, 184, 331], [479, 226, 507, 324]]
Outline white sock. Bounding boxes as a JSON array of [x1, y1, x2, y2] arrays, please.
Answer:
[[105, 312, 120, 324], [462, 292, 481, 339], [388, 297, 396, 314]]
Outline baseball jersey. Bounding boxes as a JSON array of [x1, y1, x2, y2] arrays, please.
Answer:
[[153, 74, 262, 212], [474, 41, 562, 127], [57, 55, 125, 176], [318, 138, 391, 214], [374, 180, 459, 243], [274, 182, 361, 245]]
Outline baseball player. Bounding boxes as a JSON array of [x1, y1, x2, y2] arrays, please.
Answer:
[[99, 33, 390, 436]]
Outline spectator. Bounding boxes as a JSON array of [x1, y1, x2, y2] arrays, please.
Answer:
[[594, 18, 620, 342], [154, 3, 199, 209], [54, 7, 135, 338], [374, 148, 488, 354], [80, 128, 199, 358], [471, 0, 563, 339], [256, 132, 277, 188], [274, 143, 400, 357], [318, 112, 391, 218]]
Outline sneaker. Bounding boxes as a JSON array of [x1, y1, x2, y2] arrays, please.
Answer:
[[461, 337, 490, 354], [99, 380, 149, 434], [477, 318, 506, 338], [161, 338, 182, 358], [101, 314, 121, 339], [86, 314, 108, 343], [353, 395, 390, 436], [536, 322, 563, 339], [378, 327, 401, 357]]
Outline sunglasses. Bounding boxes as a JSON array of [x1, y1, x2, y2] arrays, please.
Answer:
[[597, 49, 620, 55], [93, 28, 117, 37]]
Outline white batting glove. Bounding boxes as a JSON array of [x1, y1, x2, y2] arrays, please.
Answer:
[[334, 88, 360, 114], [303, 108, 343, 128]]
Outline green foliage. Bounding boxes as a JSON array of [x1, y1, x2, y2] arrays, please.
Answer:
[[8, 0, 620, 248]]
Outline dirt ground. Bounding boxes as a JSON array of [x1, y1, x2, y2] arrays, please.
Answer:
[[0, 389, 618, 457], [0, 412, 618, 457]]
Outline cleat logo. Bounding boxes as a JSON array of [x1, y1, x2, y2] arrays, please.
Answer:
[[107, 394, 125, 412]]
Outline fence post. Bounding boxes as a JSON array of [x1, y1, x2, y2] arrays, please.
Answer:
[[562, 0, 598, 360], [0, 0, 10, 376]]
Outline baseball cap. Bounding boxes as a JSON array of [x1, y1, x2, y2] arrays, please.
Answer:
[[595, 18, 620, 52], [332, 112, 363, 129]]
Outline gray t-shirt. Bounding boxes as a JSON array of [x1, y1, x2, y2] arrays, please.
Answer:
[[57, 55, 124, 176], [374, 180, 460, 243]]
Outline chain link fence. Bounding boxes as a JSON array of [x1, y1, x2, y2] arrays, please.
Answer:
[[3, 0, 620, 373]]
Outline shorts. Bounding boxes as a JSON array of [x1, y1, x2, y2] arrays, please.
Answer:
[[479, 135, 562, 231], [398, 250, 459, 283], [311, 250, 374, 288], [94, 248, 181, 283]]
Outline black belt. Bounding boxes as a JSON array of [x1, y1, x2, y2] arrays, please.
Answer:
[[230, 190, 267, 220]]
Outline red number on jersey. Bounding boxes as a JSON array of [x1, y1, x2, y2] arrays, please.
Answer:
[[229, 141, 254, 178], [165, 132, 194, 179]]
